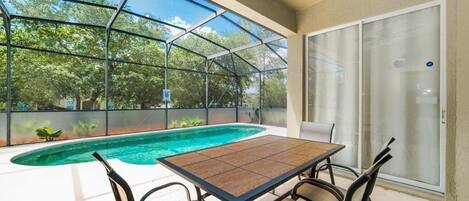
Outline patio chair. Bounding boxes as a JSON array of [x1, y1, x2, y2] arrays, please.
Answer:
[[92, 152, 192, 201], [281, 153, 392, 201], [299, 121, 335, 182], [314, 137, 395, 201]]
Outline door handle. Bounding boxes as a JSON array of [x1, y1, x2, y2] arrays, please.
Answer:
[[441, 109, 446, 124]]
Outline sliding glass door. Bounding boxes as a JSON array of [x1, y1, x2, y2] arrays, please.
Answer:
[[306, 4, 443, 191], [306, 25, 360, 168], [362, 6, 441, 187]]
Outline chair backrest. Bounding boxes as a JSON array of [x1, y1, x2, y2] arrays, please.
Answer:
[[362, 137, 395, 201], [373, 137, 395, 164], [93, 152, 135, 201], [300, 121, 335, 143], [344, 154, 392, 201]]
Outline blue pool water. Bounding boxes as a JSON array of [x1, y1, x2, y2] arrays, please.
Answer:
[[11, 125, 265, 166]]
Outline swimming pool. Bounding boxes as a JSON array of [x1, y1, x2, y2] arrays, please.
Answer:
[[11, 125, 265, 166]]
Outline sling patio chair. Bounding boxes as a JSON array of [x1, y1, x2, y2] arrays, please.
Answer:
[[313, 137, 396, 201], [299, 121, 336, 182], [92, 152, 192, 201], [280, 153, 393, 201]]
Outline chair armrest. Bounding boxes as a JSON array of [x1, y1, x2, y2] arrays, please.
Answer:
[[291, 178, 344, 201], [316, 163, 360, 178], [140, 182, 191, 201]]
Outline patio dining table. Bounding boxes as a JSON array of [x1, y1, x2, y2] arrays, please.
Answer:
[[157, 135, 345, 201]]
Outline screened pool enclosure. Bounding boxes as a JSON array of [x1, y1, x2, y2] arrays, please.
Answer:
[[0, 0, 288, 146]]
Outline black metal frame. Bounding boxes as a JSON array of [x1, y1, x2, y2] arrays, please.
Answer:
[[93, 152, 192, 201], [0, 0, 288, 146], [1, 2, 12, 146], [287, 153, 393, 201]]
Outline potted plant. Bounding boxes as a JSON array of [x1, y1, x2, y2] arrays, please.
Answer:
[[36, 126, 64, 141]]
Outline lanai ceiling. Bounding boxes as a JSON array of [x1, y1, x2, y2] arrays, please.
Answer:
[[278, 0, 323, 11]]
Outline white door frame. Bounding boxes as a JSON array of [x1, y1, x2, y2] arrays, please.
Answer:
[[303, 0, 446, 193]]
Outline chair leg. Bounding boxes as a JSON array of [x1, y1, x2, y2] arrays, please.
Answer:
[[271, 188, 277, 195], [309, 164, 317, 178], [326, 157, 335, 185], [195, 186, 204, 201]]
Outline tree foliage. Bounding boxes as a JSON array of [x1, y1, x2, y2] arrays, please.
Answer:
[[0, 0, 287, 112], [263, 70, 287, 108]]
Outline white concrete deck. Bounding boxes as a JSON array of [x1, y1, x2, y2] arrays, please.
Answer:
[[0, 123, 434, 201]]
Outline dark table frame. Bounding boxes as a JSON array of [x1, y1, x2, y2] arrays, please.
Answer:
[[157, 136, 345, 201]]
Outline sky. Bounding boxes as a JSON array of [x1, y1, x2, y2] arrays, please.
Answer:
[[123, 0, 277, 40], [4, 0, 278, 39], [126, 0, 242, 37], [126, 0, 215, 28]]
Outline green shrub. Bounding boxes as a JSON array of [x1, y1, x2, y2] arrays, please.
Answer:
[[170, 117, 203, 128], [180, 119, 189, 128], [189, 116, 203, 126], [169, 120, 179, 128], [73, 120, 97, 137], [36, 126, 63, 141]]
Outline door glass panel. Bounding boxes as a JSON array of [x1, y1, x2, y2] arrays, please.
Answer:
[[362, 6, 440, 185], [307, 25, 359, 167]]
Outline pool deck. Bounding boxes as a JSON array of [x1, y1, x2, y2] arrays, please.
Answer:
[[0, 123, 436, 201]]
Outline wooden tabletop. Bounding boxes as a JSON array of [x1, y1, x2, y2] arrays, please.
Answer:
[[157, 135, 345, 201]]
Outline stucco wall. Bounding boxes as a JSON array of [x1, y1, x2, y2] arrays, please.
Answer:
[[454, 0, 469, 200], [211, 0, 297, 36], [287, 0, 468, 200]]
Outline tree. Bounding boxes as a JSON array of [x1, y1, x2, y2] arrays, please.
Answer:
[[0, 47, 6, 110], [1, 0, 285, 112], [263, 70, 287, 108], [208, 75, 237, 107], [109, 63, 164, 109], [169, 70, 205, 108]]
